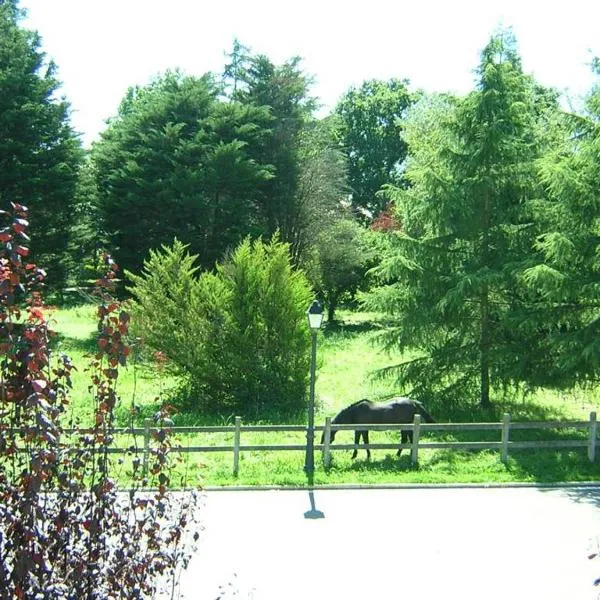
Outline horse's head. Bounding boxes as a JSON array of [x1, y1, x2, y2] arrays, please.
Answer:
[[320, 425, 337, 444]]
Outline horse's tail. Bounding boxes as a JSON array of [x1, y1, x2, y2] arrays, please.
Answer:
[[415, 401, 435, 423]]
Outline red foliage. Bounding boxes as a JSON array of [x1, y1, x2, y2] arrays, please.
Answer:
[[370, 203, 401, 232], [0, 204, 200, 598]]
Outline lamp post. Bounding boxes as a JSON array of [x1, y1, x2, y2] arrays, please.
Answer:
[[305, 300, 323, 476]]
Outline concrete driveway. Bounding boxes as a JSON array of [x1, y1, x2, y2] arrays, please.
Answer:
[[172, 486, 600, 600]]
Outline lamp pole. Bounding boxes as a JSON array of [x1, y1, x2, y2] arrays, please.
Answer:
[[305, 300, 323, 476]]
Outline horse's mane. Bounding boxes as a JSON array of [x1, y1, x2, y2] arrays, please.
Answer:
[[333, 398, 371, 422]]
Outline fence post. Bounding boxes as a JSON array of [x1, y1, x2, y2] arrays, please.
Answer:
[[501, 413, 510, 463], [411, 413, 421, 466], [142, 418, 151, 477], [233, 416, 241, 477], [588, 411, 597, 462], [323, 417, 332, 469]]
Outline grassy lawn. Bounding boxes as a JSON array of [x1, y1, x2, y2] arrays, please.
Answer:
[[49, 305, 600, 487], [49, 304, 181, 425]]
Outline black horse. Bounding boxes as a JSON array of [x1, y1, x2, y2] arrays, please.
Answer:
[[322, 397, 435, 459]]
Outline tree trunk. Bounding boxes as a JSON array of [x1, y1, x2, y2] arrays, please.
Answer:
[[327, 300, 336, 324], [479, 189, 492, 409], [479, 289, 491, 408]]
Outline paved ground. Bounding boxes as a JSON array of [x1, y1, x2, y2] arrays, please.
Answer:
[[172, 486, 600, 600]]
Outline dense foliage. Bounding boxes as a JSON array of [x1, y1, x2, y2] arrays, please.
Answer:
[[334, 78, 415, 219], [7, 2, 600, 412], [127, 236, 313, 417], [364, 32, 558, 406], [0, 1, 83, 290], [311, 218, 371, 323], [92, 71, 273, 277], [524, 62, 600, 387], [91, 47, 342, 283], [227, 51, 317, 260]]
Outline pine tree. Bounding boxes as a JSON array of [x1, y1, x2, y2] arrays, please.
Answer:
[[0, 0, 83, 290], [524, 63, 600, 387], [364, 31, 556, 407], [92, 71, 273, 277], [233, 54, 317, 260]]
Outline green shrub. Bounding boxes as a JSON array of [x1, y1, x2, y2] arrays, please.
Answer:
[[126, 239, 208, 373], [127, 236, 313, 417]]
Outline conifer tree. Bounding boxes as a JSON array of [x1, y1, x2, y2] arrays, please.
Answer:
[[92, 71, 273, 276], [230, 53, 317, 259], [364, 31, 556, 406], [127, 236, 313, 417], [524, 62, 600, 386], [0, 0, 83, 289]]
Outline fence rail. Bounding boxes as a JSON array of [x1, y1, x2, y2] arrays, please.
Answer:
[[131, 410, 600, 474], [7, 411, 597, 476]]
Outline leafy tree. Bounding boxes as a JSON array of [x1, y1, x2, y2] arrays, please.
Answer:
[[335, 78, 415, 219], [92, 71, 273, 277], [364, 31, 556, 407], [311, 219, 370, 323], [127, 236, 313, 417], [293, 116, 349, 264], [0, 0, 83, 290]]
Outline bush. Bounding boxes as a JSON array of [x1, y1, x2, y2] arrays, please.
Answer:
[[128, 236, 314, 418], [0, 204, 200, 598]]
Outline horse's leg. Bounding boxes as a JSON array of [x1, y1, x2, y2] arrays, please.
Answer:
[[352, 431, 360, 459], [363, 430, 371, 460], [398, 430, 410, 456]]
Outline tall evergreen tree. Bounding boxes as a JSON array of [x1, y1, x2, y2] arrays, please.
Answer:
[[229, 53, 317, 259], [364, 31, 555, 407], [524, 63, 600, 387], [92, 71, 273, 276], [0, 0, 83, 289], [223, 38, 251, 98]]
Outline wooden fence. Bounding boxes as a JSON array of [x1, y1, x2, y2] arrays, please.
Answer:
[[24, 411, 596, 476], [132, 410, 597, 475]]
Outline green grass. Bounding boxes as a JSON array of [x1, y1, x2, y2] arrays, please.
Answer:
[[47, 305, 600, 488], [49, 304, 181, 425], [130, 445, 600, 489], [317, 312, 403, 413], [145, 422, 600, 488]]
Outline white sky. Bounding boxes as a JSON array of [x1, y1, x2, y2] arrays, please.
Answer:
[[19, 0, 600, 147]]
